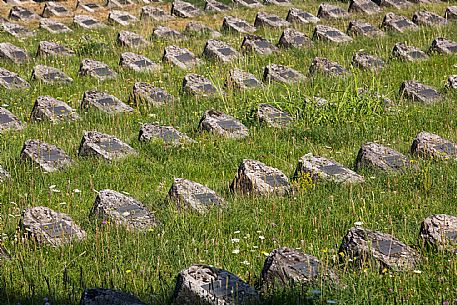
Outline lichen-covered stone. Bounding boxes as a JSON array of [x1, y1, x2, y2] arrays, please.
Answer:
[[30, 96, 79, 123], [21, 140, 72, 172], [233, 0, 262, 8], [257, 103, 293, 128], [372, 0, 411, 8], [0, 42, 29, 64], [1, 22, 35, 39], [227, 69, 261, 89], [0, 107, 24, 131], [411, 132, 457, 159], [42, 2, 73, 18], [117, 31, 150, 48], [263, 64, 305, 84], [37, 41, 74, 57], [120, 52, 161, 72], [74, 15, 105, 29], [163, 45, 202, 70], [412, 11, 447, 26], [184, 22, 222, 39], [203, 40, 239, 62], [205, 0, 231, 12], [77, 1, 102, 13], [130, 82, 174, 107], [0, 67, 30, 90], [32, 65, 73, 84], [392, 43, 428, 62], [39, 19, 73, 34], [183, 74, 219, 97], [317, 3, 350, 19], [309, 57, 350, 77], [108, 10, 137, 26], [171, 0, 201, 18], [352, 51, 385, 71], [222, 16, 256, 34], [254, 12, 290, 28], [419, 214, 457, 253], [241, 34, 278, 55], [355, 142, 416, 172], [313, 25, 353, 43], [347, 20, 384, 37], [400, 80, 441, 103], [430, 38, 457, 54], [139, 124, 195, 145], [153, 26, 185, 40], [445, 6, 457, 20], [199, 109, 248, 139], [9, 6, 40, 21], [382, 13, 418, 33], [78, 131, 136, 161], [278, 28, 312, 49], [348, 0, 380, 15], [80, 59, 117, 80], [80, 288, 148, 305], [82, 90, 134, 113], [140, 6, 173, 21], [286, 8, 319, 24]]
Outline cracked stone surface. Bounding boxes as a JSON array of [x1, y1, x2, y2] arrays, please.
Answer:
[[21, 139, 72, 172], [278, 28, 312, 48], [2, 22, 35, 38], [286, 8, 319, 24], [163, 45, 202, 69], [392, 42, 428, 61], [313, 25, 353, 43], [183, 74, 219, 96], [309, 57, 349, 76], [184, 22, 222, 38], [203, 40, 239, 62], [420, 214, 457, 253], [254, 12, 290, 28], [32, 65, 73, 84], [0, 42, 29, 64], [9, 6, 41, 21], [77, 1, 102, 13], [348, 0, 380, 14], [257, 103, 293, 128], [0, 67, 30, 89], [317, 3, 350, 19], [222, 16, 256, 34], [40, 19, 73, 34], [0, 107, 24, 131], [347, 20, 384, 37], [352, 51, 385, 71], [130, 82, 174, 107], [199, 109, 248, 139], [82, 90, 134, 113], [241, 34, 278, 55], [411, 132, 457, 160], [263, 64, 305, 84], [233, 0, 263, 8], [31, 96, 79, 123], [227, 68, 261, 89], [430, 38, 457, 54], [80, 288, 148, 305], [400, 80, 441, 103], [74, 15, 105, 29], [37, 41, 75, 57], [80, 59, 117, 80], [171, 0, 201, 18], [141, 6, 173, 21], [42, 2, 72, 18], [153, 26, 185, 40], [139, 124, 195, 145], [117, 31, 149, 48], [78, 131, 136, 161], [382, 13, 418, 32], [412, 10, 447, 26], [108, 10, 137, 26], [205, 0, 231, 12], [120, 52, 161, 72], [355, 142, 416, 172]]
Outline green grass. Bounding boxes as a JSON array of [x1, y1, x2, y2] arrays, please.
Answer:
[[1, 0, 457, 304]]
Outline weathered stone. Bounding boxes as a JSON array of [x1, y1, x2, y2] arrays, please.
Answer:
[[382, 13, 418, 33], [32, 65, 73, 84], [411, 132, 457, 160], [153, 26, 185, 40], [261, 247, 339, 288], [372, 0, 411, 8], [339, 227, 420, 271], [37, 41, 74, 57], [1, 22, 35, 38], [9, 6, 40, 21], [40, 19, 73, 34], [80, 59, 117, 81], [140, 6, 173, 21], [184, 22, 222, 39], [264, 0, 290, 6], [352, 51, 385, 71], [392, 42, 428, 62], [309, 57, 350, 77], [171, 0, 201, 18], [348, 0, 380, 15], [108, 10, 137, 26], [163, 45, 202, 70], [241, 34, 278, 55], [0, 67, 30, 90], [420, 214, 457, 253], [294, 153, 364, 184], [183, 74, 219, 96], [74, 15, 105, 29], [0, 107, 24, 131], [263, 64, 305, 84], [168, 178, 224, 213], [78, 131, 136, 161], [42, 2, 72, 18], [106, 0, 135, 8], [0, 42, 28, 64], [80, 288, 148, 305], [139, 124, 195, 145], [222, 16, 256, 34], [130, 82, 174, 107], [203, 40, 239, 62], [347, 20, 384, 37], [233, 0, 262, 8], [254, 12, 290, 28], [172, 265, 259, 305], [412, 11, 447, 26], [230, 159, 290, 195], [82, 90, 134, 113], [257, 103, 292, 128], [448, 75, 457, 89], [400, 80, 441, 103], [199, 109, 248, 139], [77, 1, 102, 13], [355, 142, 416, 172], [31, 96, 79, 123], [117, 31, 149, 48], [313, 25, 353, 43], [286, 8, 319, 24], [445, 6, 457, 20], [227, 68, 261, 89], [92, 189, 158, 230], [317, 3, 350, 19], [20, 139, 72, 172], [205, 0, 231, 12], [430, 38, 457, 54], [278, 28, 312, 49], [120, 52, 161, 72]]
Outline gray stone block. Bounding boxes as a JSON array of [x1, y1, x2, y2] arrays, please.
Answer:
[[411, 132, 457, 159], [449, 75, 457, 89], [241, 34, 278, 55], [185, 22, 222, 38], [309, 57, 350, 77], [203, 40, 239, 62], [317, 3, 350, 19], [163, 45, 202, 69], [392, 42, 428, 61], [120, 52, 161, 72], [199, 109, 248, 139], [355, 142, 416, 172], [286, 8, 319, 24], [42, 2, 73, 17], [9, 6, 41, 21], [82, 90, 134, 113], [140, 6, 173, 21], [183, 74, 219, 96], [37, 41, 75, 57], [382, 13, 418, 33], [263, 64, 305, 84], [21, 139, 72, 172], [30, 96, 79, 123], [254, 12, 290, 28], [32, 65, 73, 84], [348, 0, 380, 14], [445, 6, 457, 20], [278, 28, 312, 49], [400, 80, 441, 103], [420, 214, 457, 253], [80, 288, 148, 305], [222, 16, 256, 34], [40, 19, 73, 34], [171, 0, 201, 18], [80, 59, 117, 81], [412, 10, 447, 26], [257, 103, 292, 128], [313, 25, 353, 43], [264, 0, 290, 6], [430, 37, 457, 54], [373, 0, 411, 8], [130, 82, 174, 107], [74, 15, 105, 29], [0, 67, 30, 90], [0, 42, 29, 64], [227, 69, 261, 89], [139, 124, 195, 145], [117, 31, 150, 48], [347, 20, 384, 37], [0, 107, 24, 131], [108, 10, 137, 26], [233, 0, 262, 8], [153, 26, 185, 40], [1, 22, 35, 38], [352, 51, 385, 71], [78, 131, 136, 161], [205, 0, 231, 12], [77, 1, 102, 13]]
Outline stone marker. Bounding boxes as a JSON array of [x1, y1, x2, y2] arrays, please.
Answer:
[[286, 8, 319, 24], [120, 52, 161, 72], [78, 131, 136, 161], [0, 107, 23, 132], [171, 0, 201, 18], [348, 0, 380, 15], [382, 13, 418, 33], [400, 80, 441, 103], [168, 178, 224, 213], [42, 2, 73, 18], [153, 26, 185, 40], [108, 10, 137, 26], [420, 214, 457, 253], [392, 42, 428, 62], [339, 227, 420, 271], [203, 40, 239, 62], [352, 51, 385, 71], [241, 34, 279, 55], [77, 1, 102, 13], [31, 96, 79, 123], [82, 89, 134, 113], [355, 142, 415, 172], [80, 288, 148, 305], [117, 31, 149, 48], [445, 6, 457, 20], [233, 0, 262, 8], [92, 189, 158, 230], [254, 12, 290, 28], [139, 124, 195, 145], [347, 20, 384, 37], [230, 159, 290, 195], [130, 82, 174, 107], [222, 16, 256, 34], [263, 64, 305, 84], [261, 247, 339, 288], [2, 22, 35, 38], [21, 140, 72, 172], [106, 0, 135, 8], [0, 67, 30, 90], [313, 25, 353, 43], [185, 22, 222, 38], [257, 103, 292, 128], [74, 15, 105, 30], [372, 0, 411, 8], [317, 3, 350, 19], [449, 75, 457, 89], [163, 45, 202, 70], [37, 41, 75, 57], [40, 19, 73, 34], [183, 74, 219, 97], [264, 0, 290, 5], [309, 57, 350, 77], [205, 0, 231, 12], [80, 59, 117, 81], [199, 109, 248, 139], [0, 42, 28, 64], [412, 11, 447, 26], [411, 132, 457, 159], [32, 65, 73, 84], [294, 153, 364, 184], [227, 68, 261, 89], [141, 6, 173, 22], [430, 38, 457, 54], [172, 265, 259, 305], [278, 28, 312, 49], [9, 6, 41, 21]]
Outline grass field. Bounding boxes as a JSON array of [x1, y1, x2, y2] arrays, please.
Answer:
[[1, 0, 457, 304]]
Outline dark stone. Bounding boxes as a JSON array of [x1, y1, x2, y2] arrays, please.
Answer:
[[78, 131, 136, 160], [130, 82, 174, 107], [313, 25, 352, 43], [263, 64, 305, 84], [222, 16, 256, 34], [372, 0, 412, 8], [80, 288, 148, 305], [382, 12, 418, 33], [347, 20, 384, 37], [21, 140, 72, 172], [392, 42, 428, 62], [355, 142, 416, 172], [420, 214, 457, 253], [411, 132, 457, 160], [257, 103, 293, 128], [199, 109, 248, 139], [352, 51, 385, 71], [286, 8, 319, 24], [400, 80, 441, 103], [309, 57, 350, 76]]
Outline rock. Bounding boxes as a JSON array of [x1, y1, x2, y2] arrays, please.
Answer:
[[355, 142, 416, 172], [263, 64, 305, 84], [76, 1, 102, 13], [74, 15, 105, 29], [32, 65, 73, 84], [241, 34, 278, 55], [392, 42, 428, 62], [9, 6, 41, 21], [0, 244, 10, 261], [294, 153, 364, 184], [20, 139, 72, 172], [254, 12, 290, 28], [264, 0, 290, 5], [42, 2, 73, 18], [347, 20, 385, 37], [168, 178, 224, 213], [400, 80, 441, 103], [286, 8, 319, 24], [183, 74, 219, 97], [317, 3, 350, 19], [20, 206, 86, 247], [348, 0, 380, 15], [412, 11, 447, 26], [31, 96, 79, 123], [372, 0, 411, 8], [37, 41, 74, 57], [92, 189, 159, 231], [163, 45, 202, 70], [130, 82, 174, 107], [171, 0, 201, 18], [1, 22, 35, 38], [278, 28, 312, 49], [106, 0, 135, 8], [108, 10, 137, 26], [78, 131, 136, 161], [120, 52, 161, 72], [141, 6, 173, 21], [203, 40, 239, 62], [172, 265, 259, 305], [139, 124, 195, 145], [184, 22, 222, 38], [261, 247, 339, 288], [313, 25, 353, 43], [430, 38, 457, 54], [117, 31, 149, 48], [153, 26, 185, 40], [339, 227, 420, 271], [412, 132, 457, 159], [352, 51, 385, 71], [445, 6, 457, 20], [81, 90, 134, 113], [80, 288, 148, 305], [382, 13, 418, 33], [230, 159, 290, 195], [205, 0, 231, 12], [80, 59, 117, 81], [222, 16, 256, 34], [0, 67, 30, 90], [40, 19, 73, 34], [448, 75, 457, 89], [304, 96, 330, 107], [227, 68, 261, 89], [0, 107, 24, 131], [309, 57, 349, 77], [199, 109, 248, 139], [420, 214, 457, 253], [0, 42, 28, 64], [257, 103, 293, 128], [233, 0, 262, 8]]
